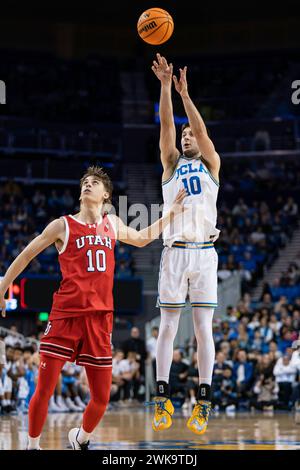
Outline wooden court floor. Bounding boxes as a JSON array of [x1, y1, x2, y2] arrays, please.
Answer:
[[1, 406, 300, 450]]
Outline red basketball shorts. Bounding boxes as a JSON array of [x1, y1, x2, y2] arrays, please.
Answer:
[[39, 311, 113, 369]]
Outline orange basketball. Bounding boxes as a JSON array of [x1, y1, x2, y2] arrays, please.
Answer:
[[137, 8, 174, 45]]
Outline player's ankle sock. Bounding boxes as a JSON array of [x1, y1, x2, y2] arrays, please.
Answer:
[[77, 426, 91, 444], [27, 435, 41, 450], [197, 384, 211, 402], [156, 381, 170, 398]]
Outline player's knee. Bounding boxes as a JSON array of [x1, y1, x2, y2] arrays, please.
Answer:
[[91, 394, 110, 408], [161, 321, 177, 338]]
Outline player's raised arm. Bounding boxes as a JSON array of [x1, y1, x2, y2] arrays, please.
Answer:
[[152, 53, 180, 175], [173, 66, 221, 180], [111, 189, 187, 248], [0, 218, 65, 317]]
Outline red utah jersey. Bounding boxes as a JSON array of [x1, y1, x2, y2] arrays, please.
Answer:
[[50, 213, 116, 320]]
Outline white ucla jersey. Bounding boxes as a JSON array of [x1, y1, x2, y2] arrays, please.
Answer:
[[162, 155, 220, 246]]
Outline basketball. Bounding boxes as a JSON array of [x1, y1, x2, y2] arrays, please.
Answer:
[[137, 8, 174, 45]]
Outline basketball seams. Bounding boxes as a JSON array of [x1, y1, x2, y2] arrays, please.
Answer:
[[138, 16, 173, 29], [141, 22, 167, 41], [141, 20, 173, 43], [157, 20, 170, 45]]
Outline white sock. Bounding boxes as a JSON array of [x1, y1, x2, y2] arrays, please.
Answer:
[[192, 307, 215, 386], [27, 435, 41, 450], [77, 426, 91, 444], [156, 308, 181, 383]]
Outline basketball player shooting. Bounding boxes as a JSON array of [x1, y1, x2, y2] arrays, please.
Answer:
[[0, 166, 186, 450], [151, 53, 221, 435]]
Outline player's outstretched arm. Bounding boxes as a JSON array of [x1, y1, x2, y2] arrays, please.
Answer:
[[173, 66, 220, 180], [152, 53, 180, 175], [112, 189, 187, 248], [0, 218, 65, 317]]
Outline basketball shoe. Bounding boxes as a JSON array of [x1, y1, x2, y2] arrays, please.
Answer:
[[68, 428, 90, 450], [151, 397, 174, 431], [187, 400, 212, 435]]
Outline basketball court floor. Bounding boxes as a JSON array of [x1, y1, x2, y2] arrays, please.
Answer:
[[1, 406, 300, 450]]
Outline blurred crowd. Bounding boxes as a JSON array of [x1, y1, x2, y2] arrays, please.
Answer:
[[0, 52, 121, 123], [217, 157, 299, 294]]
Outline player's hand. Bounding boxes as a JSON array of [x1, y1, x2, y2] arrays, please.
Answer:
[[169, 188, 188, 217], [151, 53, 173, 87], [173, 66, 188, 97]]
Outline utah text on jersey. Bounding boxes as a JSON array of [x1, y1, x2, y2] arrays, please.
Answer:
[[75, 235, 113, 250]]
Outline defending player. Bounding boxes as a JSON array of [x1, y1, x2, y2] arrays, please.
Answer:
[[0, 166, 186, 450], [151, 54, 221, 435]]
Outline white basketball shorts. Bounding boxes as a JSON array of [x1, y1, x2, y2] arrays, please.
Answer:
[[157, 241, 218, 309]]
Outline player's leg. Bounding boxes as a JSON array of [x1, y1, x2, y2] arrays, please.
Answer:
[[27, 354, 66, 449], [152, 307, 181, 431], [186, 307, 215, 435], [154, 246, 188, 431], [68, 312, 113, 449], [68, 366, 112, 450], [187, 247, 218, 434], [192, 307, 215, 395]]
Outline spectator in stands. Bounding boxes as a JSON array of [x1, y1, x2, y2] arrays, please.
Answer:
[[218, 263, 232, 281], [116, 351, 141, 402], [4, 325, 22, 348], [77, 368, 90, 405], [146, 326, 159, 378], [273, 354, 297, 409], [183, 352, 199, 408], [259, 316, 273, 347], [283, 197, 298, 223], [253, 374, 278, 411], [0, 359, 14, 414], [111, 350, 126, 402], [233, 349, 254, 400], [122, 327, 147, 377], [213, 367, 238, 412], [268, 341, 282, 361], [278, 328, 293, 353], [212, 351, 232, 393], [169, 349, 189, 398], [237, 324, 249, 350]]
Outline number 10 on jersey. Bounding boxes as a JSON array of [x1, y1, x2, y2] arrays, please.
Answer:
[[87, 249, 106, 272], [182, 176, 202, 195]]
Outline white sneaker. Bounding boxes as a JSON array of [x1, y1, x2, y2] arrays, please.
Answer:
[[191, 396, 197, 406], [74, 396, 86, 410], [56, 396, 69, 412], [65, 397, 83, 412], [225, 404, 236, 414], [68, 428, 90, 450], [49, 397, 62, 413]]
